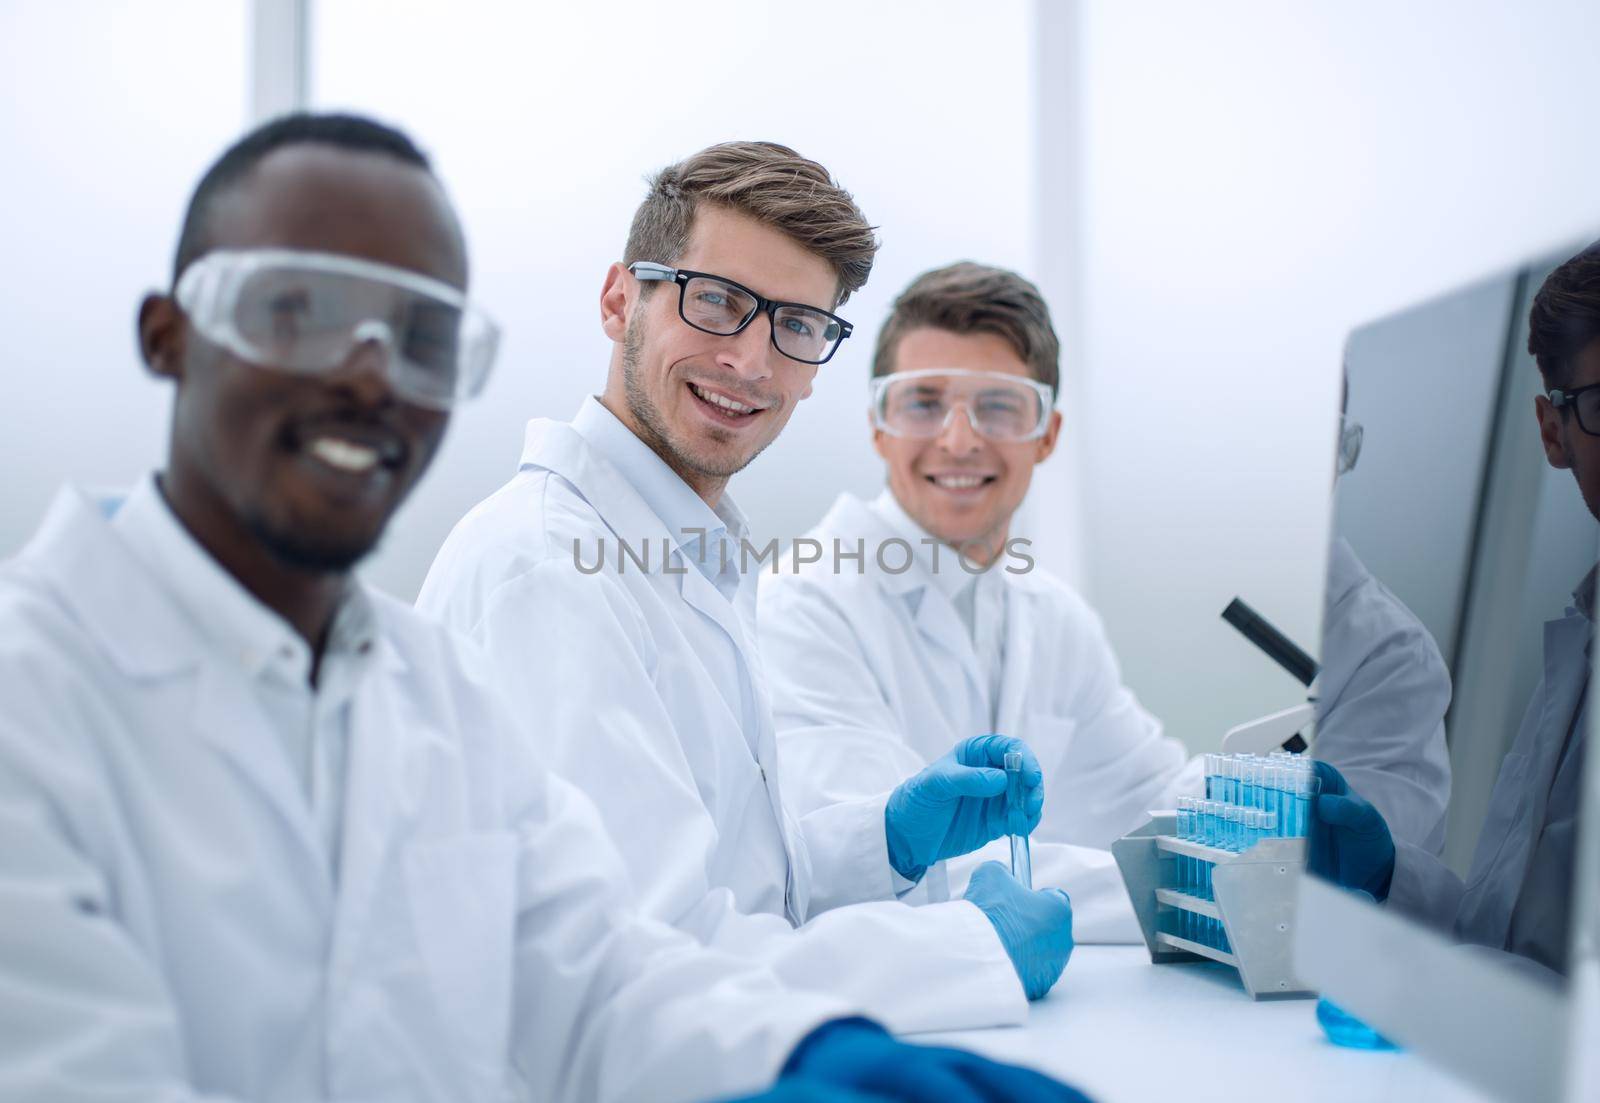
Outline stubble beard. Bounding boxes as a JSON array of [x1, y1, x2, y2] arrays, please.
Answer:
[[621, 311, 766, 483]]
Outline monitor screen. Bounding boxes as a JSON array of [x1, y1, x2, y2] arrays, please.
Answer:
[[1295, 243, 1599, 1100]]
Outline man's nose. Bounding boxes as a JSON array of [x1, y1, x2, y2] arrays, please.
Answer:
[[326, 320, 399, 406], [715, 312, 777, 382], [936, 403, 985, 455]]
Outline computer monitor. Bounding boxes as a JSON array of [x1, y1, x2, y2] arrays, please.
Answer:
[[1291, 245, 1600, 1103]]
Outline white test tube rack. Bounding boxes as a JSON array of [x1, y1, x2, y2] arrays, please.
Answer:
[[1111, 813, 1315, 1000]]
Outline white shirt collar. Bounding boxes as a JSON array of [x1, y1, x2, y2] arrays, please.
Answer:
[[868, 486, 993, 603], [868, 488, 1008, 714], [571, 395, 750, 580], [111, 473, 376, 685]]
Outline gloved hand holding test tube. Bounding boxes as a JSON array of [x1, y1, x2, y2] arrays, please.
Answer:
[[1005, 751, 1033, 890], [958, 745, 1071, 1000]]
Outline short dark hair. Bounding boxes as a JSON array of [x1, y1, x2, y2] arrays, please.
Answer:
[[1528, 241, 1600, 389], [871, 262, 1060, 396], [171, 112, 433, 285], [622, 141, 878, 308]]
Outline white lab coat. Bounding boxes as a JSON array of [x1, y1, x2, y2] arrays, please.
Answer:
[[0, 485, 850, 1103], [1313, 537, 1453, 852], [417, 401, 1023, 1034], [759, 491, 1195, 943], [1385, 576, 1591, 976]]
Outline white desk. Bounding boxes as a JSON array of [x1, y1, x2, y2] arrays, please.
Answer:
[[924, 946, 1496, 1103]]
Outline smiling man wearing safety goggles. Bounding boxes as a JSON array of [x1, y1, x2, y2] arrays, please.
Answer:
[[146, 167, 496, 593], [761, 262, 1200, 944], [0, 114, 1094, 1103]]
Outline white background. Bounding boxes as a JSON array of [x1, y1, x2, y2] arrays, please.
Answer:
[[7, 1, 1600, 755], [1031, 0, 1600, 748], [1, 1, 248, 556]]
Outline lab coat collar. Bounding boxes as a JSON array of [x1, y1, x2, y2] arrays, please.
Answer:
[[860, 488, 1021, 609], [817, 491, 987, 700], [523, 398, 751, 580], [867, 488, 988, 606], [573, 395, 747, 561], [810, 492, 918, 597], [1528, 563, 1596, 820], [16, 484, 198, 680], [1487, 606, 1596, 942], [17, 481, 400, 686], [112, 475, 382, 687], [15, 482, 406, 883], [521, 402, 762, 665], [864, 490, 1037, 732]]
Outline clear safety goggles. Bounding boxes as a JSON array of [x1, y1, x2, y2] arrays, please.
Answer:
[[174, 248, 501, 410], [1337, 414, 1363, 475], [869, 368, 1055, 442]]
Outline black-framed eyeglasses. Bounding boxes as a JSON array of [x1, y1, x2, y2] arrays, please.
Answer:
[[1549, 383, 1600, 436], [628, 261, 852, 366]]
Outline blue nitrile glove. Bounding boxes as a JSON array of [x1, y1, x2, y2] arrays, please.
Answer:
[[754, 1016, 1095, 1103], [884, 734, 1044, 881], [1308, 760, 1396, 901], [963, 860, 1074, 1000]]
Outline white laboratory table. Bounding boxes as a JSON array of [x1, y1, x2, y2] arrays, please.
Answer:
[[923, 945, 1496, 1103]]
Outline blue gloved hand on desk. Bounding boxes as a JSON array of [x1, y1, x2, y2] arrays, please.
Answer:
[[884, 734, 1044, 881], [1308, 760, 1396, 900], [963, 861, 1074, 1000], [734, 1016, 1094, 1103]]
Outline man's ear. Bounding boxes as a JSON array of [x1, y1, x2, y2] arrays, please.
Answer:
[[599, 263, 633, 344], [138, 293, 186, 382], [1033, 408, 1064, 464], [799, 365, 818, 402], [869, 408, 890, 460], [1536, 393, 1572, 470]]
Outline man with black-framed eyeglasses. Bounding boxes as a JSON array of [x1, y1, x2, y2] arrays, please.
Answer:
[[421, 142, 1080, 1035]]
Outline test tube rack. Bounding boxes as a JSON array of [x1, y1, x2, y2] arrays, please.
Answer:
[[1112, 813, 1315, 1000]]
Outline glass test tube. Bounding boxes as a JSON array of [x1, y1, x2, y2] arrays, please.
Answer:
[[1285, 766, 1309, 837], [1004, 751, 1032, 890], [1176, 798, 1192, 893], [1244, 808, 1262, 850], [1201, 801, 1219, 900], [1175, 798, 1192, 941]]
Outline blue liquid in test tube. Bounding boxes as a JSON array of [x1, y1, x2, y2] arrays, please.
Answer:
[[1266, 765, 1284, 833]]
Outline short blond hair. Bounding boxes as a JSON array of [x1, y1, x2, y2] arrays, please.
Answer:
[[623, 141, 878, 307]]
